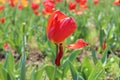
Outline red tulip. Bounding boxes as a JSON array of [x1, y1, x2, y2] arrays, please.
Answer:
[[46, 10, 77, 43], [0, 17, 5, 23], [68, 2, 76, 10], [46, 10, 77, 66], [18, 4, 23, 10], [113, 0, 120, 6], [80, 0, 87, 5], [4, 43, 9, 49], [75, 0, 80, 3], [9, 0, 15, 7], [66, 39, 88, 49], [43, 0, 55, 13], [94, 0, 99, 5], [31, 2, 39, 11], [0, 5, 5, 11]]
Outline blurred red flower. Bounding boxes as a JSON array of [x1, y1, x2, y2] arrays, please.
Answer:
[[113, 0, 120, 6], [68, 2, 76, 10], [18, 4, 23, 10], [0, 17, 5, 23], [80, 0, 87, 5], [4, 43, 9, 49], [75, 0, 80, 3], [94, 0, 99, 5], [0, 5, 5, 11], [9, 0, 15, 7], [31, 2, 39, 11], [43, 0, 55, 13]]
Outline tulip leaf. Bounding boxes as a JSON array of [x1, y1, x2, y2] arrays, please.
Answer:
[[4, 52, 15, 80], [0, 63, 4, 80], [68, 50, 81, 62], [4, 52, 14, 73], [91, 48, 98, 65], [101, 48, 108, 65], [20, 53, 26, 80], [30, 65, 45, 80], [88, 61, 105, 80], [45, 65, 54, 80], [69, 61, 85, 80], [81, 56, 93, 80]]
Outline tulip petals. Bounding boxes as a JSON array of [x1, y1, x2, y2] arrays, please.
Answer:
[[66, 39, 88, 49], [46, 10, 77, 43], [46, 10, 67, 36], [53, 17, 76, 43]]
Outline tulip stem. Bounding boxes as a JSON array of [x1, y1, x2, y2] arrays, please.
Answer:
[[53, 65, 57, 80], [62, 67, 64, 80]]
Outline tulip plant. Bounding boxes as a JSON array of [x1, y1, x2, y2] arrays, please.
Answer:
[[0, 0, 120, 80]]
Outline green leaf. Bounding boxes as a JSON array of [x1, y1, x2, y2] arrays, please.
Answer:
[[0, 63, 4, 80], [20, 53, 26, 80], [88, 61, 105, 80], [81, 56, 93, 79], [3, 53, 15, 80], [101, 48, 108, 65], [68, 50, 81, 62], [45, 65, 54, 80], [4, 53, 14, 73], [91, 48, 98, 65], [30, 65, 45, 80], [69, 61, 85, 80]]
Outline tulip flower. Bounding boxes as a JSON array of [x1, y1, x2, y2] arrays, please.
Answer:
[[18, 4, 23, 10], [0, 17, 5, 23], [0, 5, 4, 11], [113, 0, 120, 6], [9, 0, 16, 7], [43, 0, 55, 14], [68, 2, 76, 10], [31, 2, 39, 11], [46, 10, 88, 66], [80, 0, 87, 5], [46, 10, 76, 43], [75, 0, 80, 3], [94, 0, 99, 5], [4, 43, 9, 49]]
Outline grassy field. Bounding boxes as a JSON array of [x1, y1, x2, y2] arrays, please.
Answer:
[[0, 0, 120, 80]]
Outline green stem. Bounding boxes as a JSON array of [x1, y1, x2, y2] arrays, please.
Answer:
[[53, 65, 57, 80], [62, 67, 64, 80]]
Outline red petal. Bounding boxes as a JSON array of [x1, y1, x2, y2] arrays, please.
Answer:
[[52, 17, 76, 43], [66, 39, 88, 49], [46, 10, 67, 35], [31, 2, 39, 10], [68, 2, 76, 10]]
